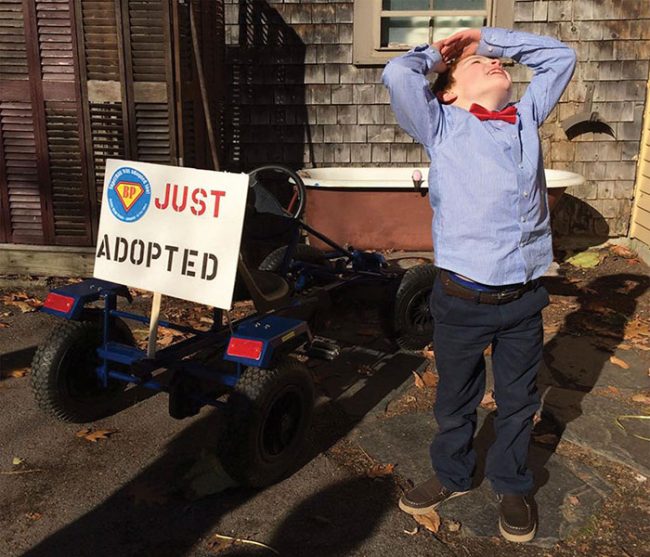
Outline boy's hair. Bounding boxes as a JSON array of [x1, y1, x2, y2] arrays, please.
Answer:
[[431, 58, 460, 102]]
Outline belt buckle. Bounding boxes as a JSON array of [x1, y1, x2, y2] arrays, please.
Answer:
[[496, 289, 516, 303]]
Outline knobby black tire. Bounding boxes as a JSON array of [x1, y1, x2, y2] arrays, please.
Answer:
[[218, 358, 315, 487], [30, 317, 134, 423], [259, 244, 329, 272], [393, 263, 436, 352]]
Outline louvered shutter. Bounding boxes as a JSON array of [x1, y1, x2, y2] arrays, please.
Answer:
[[121, 0, 176, 164], [0, 0, 93, 246], [0, 1, 43, 244]]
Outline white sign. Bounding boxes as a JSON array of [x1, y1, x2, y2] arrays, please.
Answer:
[[93, 159, 249, 309]]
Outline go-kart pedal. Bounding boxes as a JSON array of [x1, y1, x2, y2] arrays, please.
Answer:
[[306, 337, 340, 360]]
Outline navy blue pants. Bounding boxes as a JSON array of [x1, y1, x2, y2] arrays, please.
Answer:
[[429, 273, 549, 495]]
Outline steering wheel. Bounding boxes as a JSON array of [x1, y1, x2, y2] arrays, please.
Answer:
[[247, 165, 307, 221]]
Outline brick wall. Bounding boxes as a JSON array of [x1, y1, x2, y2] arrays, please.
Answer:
[[223, 0, 650, 240]]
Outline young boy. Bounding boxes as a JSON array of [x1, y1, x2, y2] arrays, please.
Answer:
[[382, 28, 576, 543]]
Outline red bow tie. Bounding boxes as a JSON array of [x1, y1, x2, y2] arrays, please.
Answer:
[[469, 103, 517, 124]]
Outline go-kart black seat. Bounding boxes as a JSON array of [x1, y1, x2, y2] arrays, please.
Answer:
[[237, 255, 290, 313]]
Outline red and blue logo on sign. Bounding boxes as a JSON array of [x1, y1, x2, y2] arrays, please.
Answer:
[[107, 167, 151, 223]]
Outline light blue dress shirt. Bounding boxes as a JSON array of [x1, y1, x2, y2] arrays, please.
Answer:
[[382, 28, 576, 286]]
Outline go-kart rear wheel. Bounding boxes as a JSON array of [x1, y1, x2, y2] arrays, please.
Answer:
[[393, 263, 436, 353], [258, 244, 331, 272], [218, 358, 315, 487], [30, 316, 134, 423]]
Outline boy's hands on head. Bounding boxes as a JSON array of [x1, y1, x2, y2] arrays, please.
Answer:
[[441, 28, 481, 61], [432, 28, 482, 73]]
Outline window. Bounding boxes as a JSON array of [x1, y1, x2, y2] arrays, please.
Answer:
[[353, 0, 515, 65]]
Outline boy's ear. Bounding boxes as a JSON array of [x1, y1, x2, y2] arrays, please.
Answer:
[[436, 90, 458, 105]]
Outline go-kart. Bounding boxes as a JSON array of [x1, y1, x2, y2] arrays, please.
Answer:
[[30, 165, 434, 487]]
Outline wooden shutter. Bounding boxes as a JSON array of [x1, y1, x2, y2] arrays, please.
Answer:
[[0, 0, 92, 246], [0, 1, 41, 244], [121, 0, 176, 164]]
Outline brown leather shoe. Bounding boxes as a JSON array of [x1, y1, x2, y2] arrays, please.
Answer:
[[498, 494, 538, 543], [399, 475, 469, 515]]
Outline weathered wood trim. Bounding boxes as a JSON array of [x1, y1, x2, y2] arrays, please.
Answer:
[[630, 77, 650, 246], [0, 244, 95, 277]]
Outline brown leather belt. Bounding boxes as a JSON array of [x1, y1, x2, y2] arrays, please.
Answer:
[[438, 269, 538, 305]]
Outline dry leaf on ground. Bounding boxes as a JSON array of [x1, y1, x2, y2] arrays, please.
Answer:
[[567, 495, 581, 506], [422, 344, 435, 359], [480, 390, 497, 411], [0, 292, 42, 313], [607, 385, 621, 395], [609, 244, 637, 259], [609, 356, 630, 369], [446, 519, 462, 532], [0, 322, 8, 329], [631, 394, 650, 405], [421, 370, 438, 387], [413, 510, 441, 534], [75, 428, 118, 442], [25, 512, 42, 521], [2, 367, 29, 378], [367, 463, 395, 478], [412, 371, 425, 389]]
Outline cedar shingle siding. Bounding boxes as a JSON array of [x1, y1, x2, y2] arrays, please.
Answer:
[[223, 0, 650, 241], [1, 0, 649, 248]]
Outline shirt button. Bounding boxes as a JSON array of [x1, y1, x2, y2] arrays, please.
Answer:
[[488, 46, 494, 52], [523, 191, 529, 197], [518, 164, 524, 169], [521, 216, 526, 223]]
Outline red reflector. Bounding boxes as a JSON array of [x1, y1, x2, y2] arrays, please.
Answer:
[[226, 338, 264, 360], [44, 292, 75, 313]]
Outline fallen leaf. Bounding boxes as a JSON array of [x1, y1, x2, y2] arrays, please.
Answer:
[[532, 413, 542, 426], [421, 370, 438, 387], [422, 344, 435, 360], [634, 474, 647, 483], [0, 322, 8, 329], [480, 390, 497, 411], [12, 457, 24, 466], [607, 385, 621, 395], [76, 428, 117, 442], [447, 519, 461, 532], [609, 244, 637, 259], [3, 367, 29, 378], [412, 371, 425, 389], [413, 510, 441, 533], [367, 463, 395, 478], [609, 356, 630, 369], [567, 495, 580, 506], [565, 251, 601, 268], [631, 394, 650, 405], [25, 512, 42, 521]]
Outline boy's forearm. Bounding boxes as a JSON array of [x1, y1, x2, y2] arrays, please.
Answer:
[[382, 45, 445, 148], [477, 27, 575, 66]]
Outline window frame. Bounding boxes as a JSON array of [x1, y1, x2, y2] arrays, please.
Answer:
[[353, 0, 515, 65]]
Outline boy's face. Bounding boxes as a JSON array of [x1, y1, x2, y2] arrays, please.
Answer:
[[449, 55, 512, 105]]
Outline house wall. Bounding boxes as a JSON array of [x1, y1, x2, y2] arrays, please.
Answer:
[[223, 0, 650, 242]]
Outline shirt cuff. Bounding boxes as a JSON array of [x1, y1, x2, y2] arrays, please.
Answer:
[[410, 43, 443, 74], [476, 27, 506, 58]]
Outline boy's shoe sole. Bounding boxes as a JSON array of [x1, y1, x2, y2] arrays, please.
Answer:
[[499, 518, 537, 543], [398, 489, 469, 516]]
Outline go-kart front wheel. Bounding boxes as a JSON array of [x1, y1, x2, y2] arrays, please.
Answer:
[[393, 263, 435, 353], [218, 358, 315, 487], [30, 317, 134, 423]]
